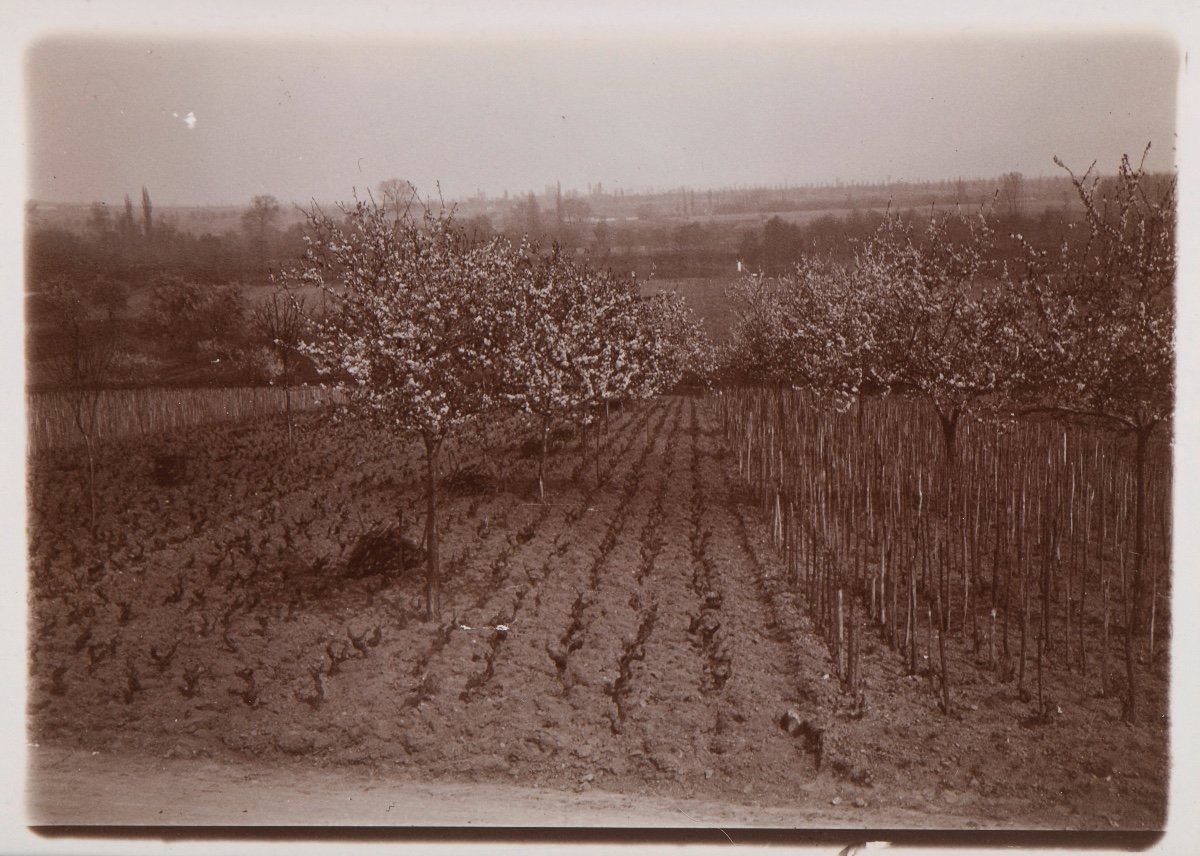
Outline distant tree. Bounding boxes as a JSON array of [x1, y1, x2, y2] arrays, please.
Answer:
[[90, 276, 129, 322], [460, 214, 495, 243], [747, 255, 882, 411], [118, 195, 138, 242], [736, 230, 762, 271], [251, 288, 309, 452], [635, 290, 714, 394], [672, 221, 705, 252], [376, 178, 417, 217], [241, 195, 282, 264], [141, 186, 153, 241], [575, 274, 652, 415], [726, 273, 788, 381], [561, 197, 592, 225], [498, 246, 666, 495], [593, 220, 611, 256], [505, 192, 542, 237], [146, 275, 247, 361], [999, 171, 1024, 220], [26, 228, 89, 287], [761, 216, 804, 273], [87, 203, 113, 241], [565, 268, 658, 475], [44, 284, 118, 533]]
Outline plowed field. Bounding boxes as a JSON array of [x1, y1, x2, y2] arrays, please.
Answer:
[[25, 396, 1168, 829]]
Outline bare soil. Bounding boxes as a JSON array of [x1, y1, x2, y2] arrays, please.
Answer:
[[25, 396, 1169, 829], [27, 743, 992, 828]]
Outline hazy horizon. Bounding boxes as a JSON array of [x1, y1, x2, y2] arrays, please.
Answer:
[[26, 34, 1178, 208]]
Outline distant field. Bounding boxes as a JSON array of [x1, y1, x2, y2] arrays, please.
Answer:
[[640, 276, 737, 341], [649, 200, 995, 229]]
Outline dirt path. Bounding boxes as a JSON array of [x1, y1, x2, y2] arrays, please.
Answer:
[[24, 743, 992, 829]]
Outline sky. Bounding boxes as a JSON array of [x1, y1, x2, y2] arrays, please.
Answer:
[[25, 32, 1179, 207]]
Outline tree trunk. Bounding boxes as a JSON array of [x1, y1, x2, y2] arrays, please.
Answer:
[[1041, 527, 1053, 667], [889, 541, 898, 651], [423, 435, 442, 621], [935, 575, 951, 713], [937, 407, 959, 465], [538, 415, 550, 504], [1123, 596, 1138, 724], [84, 433, 97, 534], [1101, 577, 1110, 698], [397, 508, 407, 575], [926, 603, 934, 689], [1099, 462, 1109, 695], [836, 588, 844, 683], [1148, 562, 1158, 664], [1130, 422, 1154, 634], [848, 595, 859, 692], [1036, 633, 1045, 714], [1078, 491, 1089, 677], [936, 406, 959, 630], [1018, 559, 1029, 698], [937, 409, 960, 533], [989, 608, 996, 668], [1001, 483, 1012, 659], [908, 562, 918, 676], [284, 384, 293, 453]]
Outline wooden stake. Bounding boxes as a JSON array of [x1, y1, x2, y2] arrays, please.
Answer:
[[936, 580, 951, 713]]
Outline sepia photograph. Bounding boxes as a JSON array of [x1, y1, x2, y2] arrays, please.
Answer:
[[8, 2, 1198, 850]]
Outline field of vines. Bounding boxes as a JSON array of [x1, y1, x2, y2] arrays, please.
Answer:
[[26, 386, 336, 454], [25, 392, 1168, 829], [720, 388, 1171, 717]]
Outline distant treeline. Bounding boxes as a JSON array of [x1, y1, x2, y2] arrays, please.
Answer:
[[27, 171, 1098, 290], [26, 168, 1155, 391], [26, 192, 304, 290], [27, 201, 1083, 291]]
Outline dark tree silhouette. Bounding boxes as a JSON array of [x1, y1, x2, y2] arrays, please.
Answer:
[[251, 288, 309, 452], [45, 285, 118, 533]]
